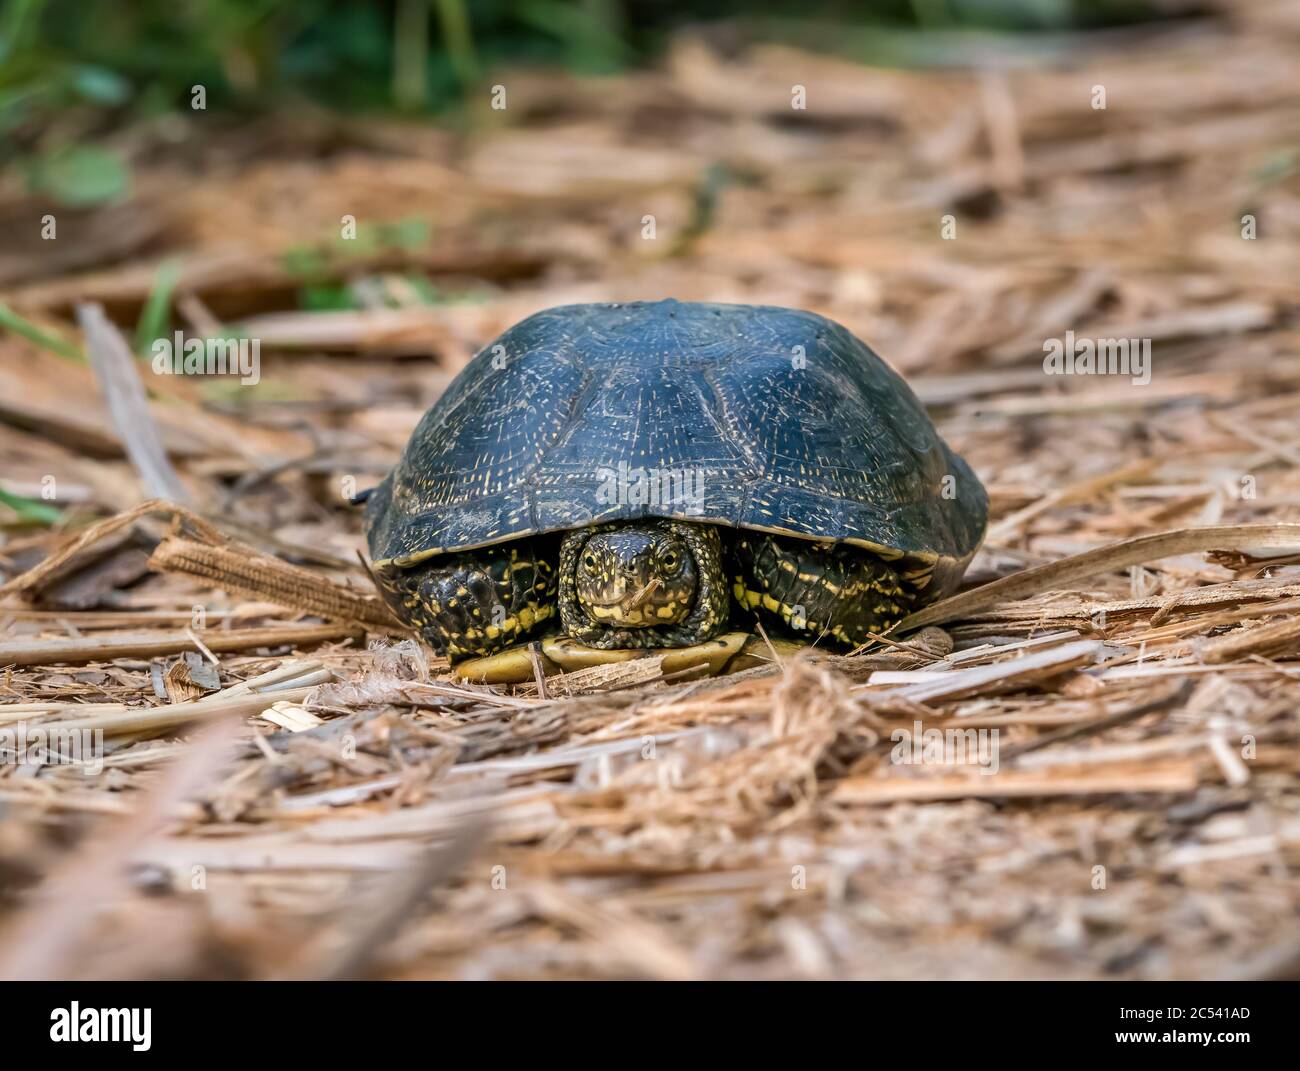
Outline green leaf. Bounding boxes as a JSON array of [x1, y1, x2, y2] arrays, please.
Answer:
[[299, 283, 359, 311], [0, 301, 82, 361], [136, 258, 182, 355], [0, 487, 63, 526], [376, 216, 432, 250], [27, 145, 131, 207], [70, 65, 132, 106], [282, 245, 327, 278], [0, 0, 44, 68]]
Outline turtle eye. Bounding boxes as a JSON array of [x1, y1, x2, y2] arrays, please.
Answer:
[[583, 553, 599, 573], [660, 551, 680, 572]]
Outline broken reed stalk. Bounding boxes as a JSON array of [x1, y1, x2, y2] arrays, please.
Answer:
[[0, 499, 227, 599], [78, 302, 191, 504], [1196, 616, 1300, 664], [831, 760, 1201, 804], [16, 686, 318, 739], [1, 500, 403, 636], [0, 623, 362, 667], [903, 523, 1300, 630], [871, 639, 1103, 703], [149, 535, 403, 632]]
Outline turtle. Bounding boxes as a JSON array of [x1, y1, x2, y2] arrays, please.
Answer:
[[363, 300, 987, 665]]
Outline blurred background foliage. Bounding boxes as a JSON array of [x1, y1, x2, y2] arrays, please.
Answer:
[[2, 0, 1178, 205]]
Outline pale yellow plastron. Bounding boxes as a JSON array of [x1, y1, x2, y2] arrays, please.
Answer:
[[546, 632, 749, 676], [453, 645, 561, 684], [452, 632, 751, 684], [724, 632, 815, 673]]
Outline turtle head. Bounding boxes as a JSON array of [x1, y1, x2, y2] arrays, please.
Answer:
[[574, 524, 696, 628]]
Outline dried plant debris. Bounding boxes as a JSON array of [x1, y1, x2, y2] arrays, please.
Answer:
[[2, 8, 1300, 980]]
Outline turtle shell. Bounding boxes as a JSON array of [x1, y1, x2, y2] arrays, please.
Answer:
[[365, 300, 987, 604]]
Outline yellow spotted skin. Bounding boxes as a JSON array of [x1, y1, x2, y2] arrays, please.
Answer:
[[573, 524, 696, 628], [731, 533, 912, 646], [559, 521, 728, 649], [373, 538, 557, 661], [374, 524, 917, 661]]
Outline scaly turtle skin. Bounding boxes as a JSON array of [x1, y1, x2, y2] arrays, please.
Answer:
[[558, 520, 729, 649], [364, 300, 987, 661]]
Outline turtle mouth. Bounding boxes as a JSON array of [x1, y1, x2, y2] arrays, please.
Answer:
[[589, 576, 662, 609], [570, 523, 701, 631], [581, 580, 692, 627]]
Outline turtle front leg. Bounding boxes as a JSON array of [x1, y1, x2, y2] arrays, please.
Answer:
[[731, 533, 911, 648], [389, 541, 557, 661]]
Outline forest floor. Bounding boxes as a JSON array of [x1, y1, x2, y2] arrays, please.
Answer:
[[2, 4, 1300, 979]]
